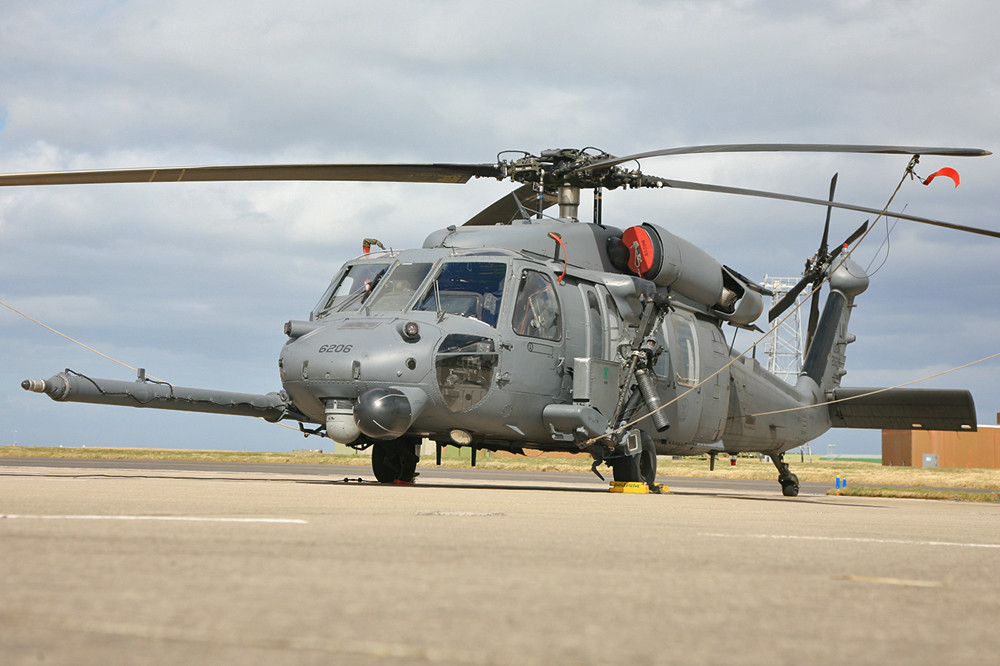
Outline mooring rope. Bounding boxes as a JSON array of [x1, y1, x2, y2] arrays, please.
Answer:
[[0, 297, 163, 381], [1, 296, 304, 432], [744, 351, 1000, 419]]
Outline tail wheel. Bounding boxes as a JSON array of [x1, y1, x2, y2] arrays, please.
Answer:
[[371, 438, 419, 483], [780, 473, 800, 497]]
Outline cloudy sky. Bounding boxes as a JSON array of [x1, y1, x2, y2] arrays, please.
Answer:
[[1, 0, 998, 455]]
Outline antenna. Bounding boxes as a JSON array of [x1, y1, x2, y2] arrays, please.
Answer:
[[762, 275, 804, 384]]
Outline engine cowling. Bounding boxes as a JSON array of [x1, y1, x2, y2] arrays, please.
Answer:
[[615, 223, 763, 325]]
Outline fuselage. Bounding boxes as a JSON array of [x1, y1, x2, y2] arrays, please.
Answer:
[[278, 220, 836, 458]]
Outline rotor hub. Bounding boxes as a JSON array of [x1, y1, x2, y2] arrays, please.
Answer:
[[501, 148, 647, 191]]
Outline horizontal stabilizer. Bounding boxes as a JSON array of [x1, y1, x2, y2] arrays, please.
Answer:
[[828, 387, 977, 431]]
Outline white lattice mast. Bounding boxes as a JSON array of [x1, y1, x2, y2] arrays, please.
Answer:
[[761, 276, 804, 385]]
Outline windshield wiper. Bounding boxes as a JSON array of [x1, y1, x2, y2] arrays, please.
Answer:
[[324, 269, 387, 315], [432, 277, 445, 322]]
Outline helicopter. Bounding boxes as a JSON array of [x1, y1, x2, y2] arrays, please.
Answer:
[[5, 144, 995, 496]]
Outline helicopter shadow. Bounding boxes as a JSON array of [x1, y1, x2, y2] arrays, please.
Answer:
[[0, 467, 887, 506], [307, 476, 610, 494]]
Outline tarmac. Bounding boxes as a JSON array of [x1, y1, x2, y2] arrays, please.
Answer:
[[2, 459, 998, 665]]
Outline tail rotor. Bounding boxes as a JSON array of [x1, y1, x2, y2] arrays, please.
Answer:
[[768, 173, 868, 350]]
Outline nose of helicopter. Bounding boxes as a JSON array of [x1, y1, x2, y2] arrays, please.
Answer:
[[354, 387, 428, 439]]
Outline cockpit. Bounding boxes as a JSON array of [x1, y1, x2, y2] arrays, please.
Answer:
[[288, 251, 568, 426], [312, 256, 509, 328]]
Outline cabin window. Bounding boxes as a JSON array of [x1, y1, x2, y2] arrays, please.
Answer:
[[367, 262, 433, 312], [604, 293, 622, 358], [511, 270, 561, 341], [585, 288, 602, 358], [673, 318, 699, 386], [414, 261, 507, 327], [313, 262, 390, 318]]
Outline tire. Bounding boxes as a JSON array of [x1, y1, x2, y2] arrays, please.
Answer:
[[780, 473, 800, 497], [371, 439, 419, 483], [638, 442, 657, 485], [611, 433, 658, 485], [611, 455, 639, 482]]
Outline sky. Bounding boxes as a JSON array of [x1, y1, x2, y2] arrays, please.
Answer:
[[1, 0, 998, 455]]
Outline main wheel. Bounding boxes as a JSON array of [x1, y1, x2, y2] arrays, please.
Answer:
[[371, 438, 419, 483], [780, 473, 800, 497], [610, 433, 657, 485]]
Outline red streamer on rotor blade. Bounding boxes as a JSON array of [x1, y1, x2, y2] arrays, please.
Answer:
[[923, 167, 961, 187]]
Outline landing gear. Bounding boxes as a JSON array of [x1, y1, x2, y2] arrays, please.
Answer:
[[371, 437, 420, 484], [771, 453, 800, 497], [611, 432, 658, 486], [604, 291, 669, 489]]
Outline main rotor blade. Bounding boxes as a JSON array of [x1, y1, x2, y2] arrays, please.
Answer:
[[651, 176, 1000, 239], [463, 185, 558, 226], [576, 144, 992, 173], [0, 163, 504, 187]]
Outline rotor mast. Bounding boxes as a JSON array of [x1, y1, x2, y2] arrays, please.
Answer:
[[557, 186, 581, 221]]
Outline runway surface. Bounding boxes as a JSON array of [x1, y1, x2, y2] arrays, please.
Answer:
[[2, 458, 999, 665]]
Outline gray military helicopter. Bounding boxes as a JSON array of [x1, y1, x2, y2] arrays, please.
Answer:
[[6, 144, 995, 495]]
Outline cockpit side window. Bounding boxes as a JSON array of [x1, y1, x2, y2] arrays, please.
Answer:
[[367, 262, 433, 312], [511, 269, 561, 341], [414, 261, 507, 327], [313, 262, 389, 318]]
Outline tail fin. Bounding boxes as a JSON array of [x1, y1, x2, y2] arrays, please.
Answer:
[[800, 259, 979, 433], [798, 259, 869, 392]]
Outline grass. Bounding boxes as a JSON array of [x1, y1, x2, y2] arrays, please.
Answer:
[[2, 445, 998, 497], [828, 486, 1000, 502], [0, 445, 346, 466], [0, 445, 599, 474], [653, 456, 1000, 490]]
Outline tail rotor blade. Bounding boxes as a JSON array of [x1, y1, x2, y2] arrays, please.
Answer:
[[806, 288, 822, 350], [768, 274, 811, 322], [842, 219, 870, 247], [819, 173, 837, 256], [829, 220, 870, 262]]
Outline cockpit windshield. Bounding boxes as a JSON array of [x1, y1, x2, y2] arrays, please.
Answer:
[[366, 262, 434, 312], [414, 261, 507, 327], [313, 262, 389, 318], [313, 259, 509, 325]]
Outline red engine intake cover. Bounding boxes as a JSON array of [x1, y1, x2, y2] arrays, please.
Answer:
[[621, 225, 658, 278]]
